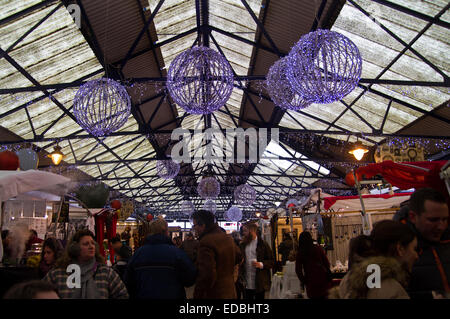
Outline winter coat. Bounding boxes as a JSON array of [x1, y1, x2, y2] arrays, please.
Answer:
[[328, 256, 410, 299], [239, 237, 274, 293], [296, 244, 331, 299], [181, 239, 199, 263], [407, 223, 450, 299], [124, 233, 196, 299], [278, 238, 294, 265], [112, 260, 128, 281], [194, 224, 242, 299], [43, 263, 129, 299]]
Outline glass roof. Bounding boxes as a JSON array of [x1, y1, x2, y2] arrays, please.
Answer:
[[0, 0, 448, 217], [279, 0, 450, 146]]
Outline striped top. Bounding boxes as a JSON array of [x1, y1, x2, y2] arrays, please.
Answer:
[[43, 264, 129, 299]]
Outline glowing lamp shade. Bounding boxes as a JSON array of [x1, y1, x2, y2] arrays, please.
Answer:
[[48, 146, 64, 165], [349, 142, 368, 161]]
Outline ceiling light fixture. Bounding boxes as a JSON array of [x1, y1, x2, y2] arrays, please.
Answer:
[[349, 141, 368, 161], [47, 145, 64, 165]]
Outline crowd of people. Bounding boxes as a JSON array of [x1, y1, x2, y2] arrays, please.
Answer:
[[1, 187, 449, 299]]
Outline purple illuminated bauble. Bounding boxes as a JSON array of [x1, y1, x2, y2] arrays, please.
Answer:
[[202, 199, 217, 214], [156, 159, 180, 180], [197, 177, 220, 199], [286, 29, 362, 104], [234, 184, 256, 206], [227, 206, 242, 222], [73, 78, 131, 136], [167, 46, 234, 115], [181, 200, 195, 216], [266, 57, 311, 111]]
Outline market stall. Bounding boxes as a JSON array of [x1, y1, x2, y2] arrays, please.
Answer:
[[322, 192, 412, 270]]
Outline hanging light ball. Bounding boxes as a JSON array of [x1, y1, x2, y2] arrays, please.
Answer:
[[111, 199, 122, 210], [223, 210, 230, 222], [156, 159, 180, 179], [227, 206, 242, 222], [286, 29, 362, 104], [73, 78, 131, 136], [197, 177, 220, 199], [167, 46, 234, 115], [266, 57, 311, 111], [234, 184, 256, 206], [16, 149, 39, 171], [181, 200, 195, 216], [202, 199, 217, 214], [0, 150, 19, 170]]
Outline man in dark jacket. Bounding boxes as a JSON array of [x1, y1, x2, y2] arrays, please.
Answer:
[[192, 210, 242, 299], [405, 188, 450, 299], [112, 244, 132, 281], [124, 217, 196, 299], [239, 221, 274, 299], [278, 232, 294, 266]]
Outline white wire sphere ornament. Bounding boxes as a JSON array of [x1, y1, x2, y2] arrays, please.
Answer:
[[180, 200, 195, 216], [227, 206, 242, 222], [73, 78, 131, 136], [234, 184, 256, 206], [266, 57, 311, 111], [286, 29, 362, 104], [167, 46, 234, 115], [202, 199, 217, 214], [156, 159, 180, 180], [223, 210, 230, 222], [197, 177, 220, 199]]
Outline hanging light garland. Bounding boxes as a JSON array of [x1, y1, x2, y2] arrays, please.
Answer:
[[286, 29, 362, 104], [180, 200, 195, 216], [202, 199, 217, 214], [227, 205, 242, 222], [266, 57, 311, 111], [197, 176, 220, 199], [156, 159, 180, 179], [73, 78, 131, 136], [167, 46, 234, 115], [234, 184, 256, 206]]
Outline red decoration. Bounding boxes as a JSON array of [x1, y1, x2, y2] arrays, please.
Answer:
[[287, 203, 296, 208], [345, 160, 446, 191], [0, 151, 19, 170], [345, 171, 356, 186], [146, 214, 153, 221], [94, 210, 118, 260], [111, 199, 121, 210]]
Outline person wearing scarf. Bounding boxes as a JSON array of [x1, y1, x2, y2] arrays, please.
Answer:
[[43, 229, 128, 299]]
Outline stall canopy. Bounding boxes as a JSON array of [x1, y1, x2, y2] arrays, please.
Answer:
[[324, 192, 412, 211], [0, 169, 71, 202], [345, 160, 448, 197]]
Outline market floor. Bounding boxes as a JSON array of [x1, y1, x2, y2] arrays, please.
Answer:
[[184, 286, 270, 299]]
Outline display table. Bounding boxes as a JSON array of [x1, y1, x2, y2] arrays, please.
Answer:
[[269, 261, 305, 299]]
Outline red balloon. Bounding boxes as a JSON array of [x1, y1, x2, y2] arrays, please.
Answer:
[[0, 151, 19, 170], [146, 214, 153, 221], [111, 199, 121, 210]]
